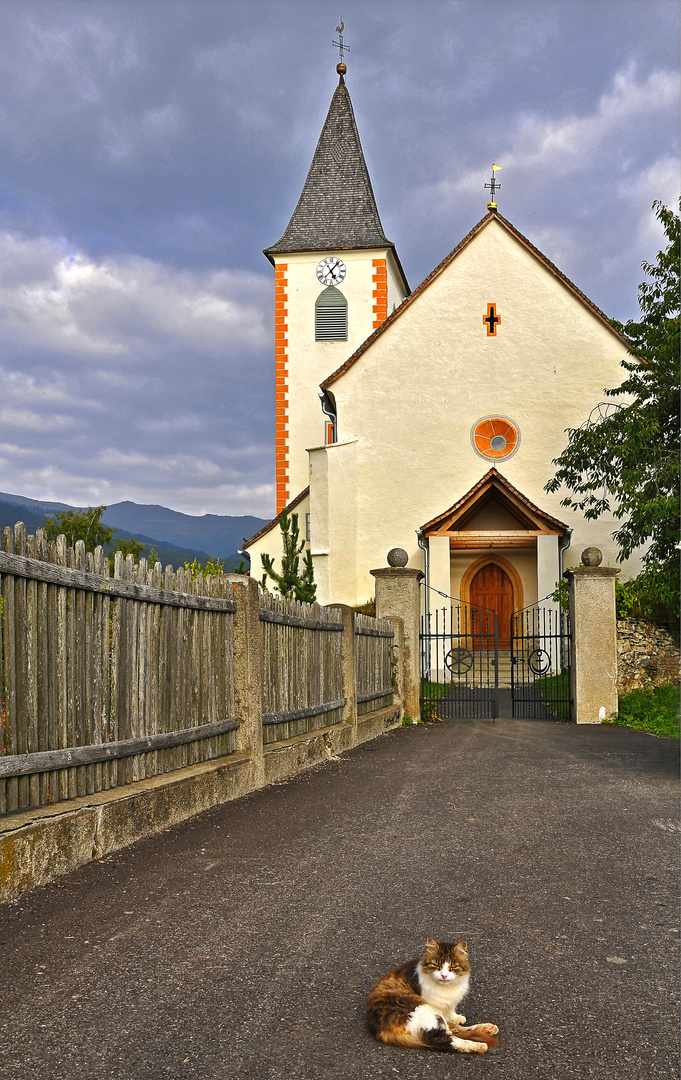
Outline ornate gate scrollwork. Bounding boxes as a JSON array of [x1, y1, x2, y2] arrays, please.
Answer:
[[527, 647, 551, 677], [444, 647, 474, 675], [420, 599, 498, 721]]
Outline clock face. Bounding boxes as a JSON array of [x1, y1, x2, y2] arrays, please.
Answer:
[[316, 257, 346, 286]]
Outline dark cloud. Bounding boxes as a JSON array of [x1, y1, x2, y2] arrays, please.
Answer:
[[0, 1, 678, 515]]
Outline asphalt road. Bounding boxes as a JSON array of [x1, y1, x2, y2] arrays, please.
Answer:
[[1, 718, 679, 1080]]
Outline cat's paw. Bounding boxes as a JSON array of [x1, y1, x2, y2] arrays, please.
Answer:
[[450, 1013, 466, 1026], [457, 1022, 498, 1036], [450, 1036, 487, 1054]]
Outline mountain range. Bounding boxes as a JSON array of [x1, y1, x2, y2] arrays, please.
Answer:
[[0, 492, 270, 571]]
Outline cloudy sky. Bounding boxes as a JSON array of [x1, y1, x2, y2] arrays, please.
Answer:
[[0, 1, 678, 518]]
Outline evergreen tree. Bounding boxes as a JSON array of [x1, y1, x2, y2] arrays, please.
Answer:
[[260, 510, 317, 603]]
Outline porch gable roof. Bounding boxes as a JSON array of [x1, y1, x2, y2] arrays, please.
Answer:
[[420, 469, 568, 540]]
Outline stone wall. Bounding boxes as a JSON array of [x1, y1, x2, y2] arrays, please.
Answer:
[[617, 619, 680, 692]]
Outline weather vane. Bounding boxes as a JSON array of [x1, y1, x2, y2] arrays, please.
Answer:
[[333, 17, 350, 73], [485, 164, 502, 210]]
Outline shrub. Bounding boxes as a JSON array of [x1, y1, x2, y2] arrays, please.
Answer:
[[604, 683, 680, 739]]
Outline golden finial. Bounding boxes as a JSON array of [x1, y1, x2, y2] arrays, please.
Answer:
[[485, 164, 502, 210], [333, 17, 349, 78]]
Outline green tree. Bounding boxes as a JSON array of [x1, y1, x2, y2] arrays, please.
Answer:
[[546, 199, 680, 616], [45, 505, 114, 551], [109, 536, 147, 573], [114, 537, 146, 561], [44, 504, 152, 572], [260, 510, 317, 603], [184, 556, 225, 579]]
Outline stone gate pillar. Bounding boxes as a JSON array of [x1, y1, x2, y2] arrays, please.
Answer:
[[565, 550, 619, 724], [371, 553, 423, 722]]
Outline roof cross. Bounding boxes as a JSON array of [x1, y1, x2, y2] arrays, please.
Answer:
[[332, 18, 350, 66], [484, 164, 502, 210]]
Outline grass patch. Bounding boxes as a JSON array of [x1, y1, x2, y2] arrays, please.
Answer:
[[421, 679, 451, 700], [604, 683, 680, 739], [419, 680, 451, 723], [534, 671, 571, 722]]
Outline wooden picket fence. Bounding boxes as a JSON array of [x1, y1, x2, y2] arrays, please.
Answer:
[[0, 521, 398, 816], [355, 612, 395, 717], [260, 592, 344, 745], [0, 523, 238, 814]]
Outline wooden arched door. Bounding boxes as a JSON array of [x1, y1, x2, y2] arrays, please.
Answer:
[[470, 563, 514, 649]]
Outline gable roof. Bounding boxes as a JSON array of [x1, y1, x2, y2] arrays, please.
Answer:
[[321, 210, 629, 391], [421, 469, 568, 537], [264, 76, 396, 260], [242, 486, 309, 550]]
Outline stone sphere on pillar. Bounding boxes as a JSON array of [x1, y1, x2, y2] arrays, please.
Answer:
[[387, 548, 409, 568], [581, 547, 603, 567]]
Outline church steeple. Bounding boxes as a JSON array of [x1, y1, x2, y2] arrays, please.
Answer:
[[264, 75, 394, 258], [264, 66, 408, 515]]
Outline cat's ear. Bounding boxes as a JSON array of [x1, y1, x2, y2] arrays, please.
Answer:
[[425, 937, 439, 951], [454, 941, 468, 955]]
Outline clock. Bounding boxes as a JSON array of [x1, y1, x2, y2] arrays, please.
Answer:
[[316, 257, 346, 286]]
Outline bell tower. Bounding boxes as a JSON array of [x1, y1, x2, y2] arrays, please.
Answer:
[[264, 61, 409, 512]]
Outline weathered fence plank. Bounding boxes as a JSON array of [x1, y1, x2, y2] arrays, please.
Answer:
[[355, 612, 395, 717], [2, 526, 19, 811], [0, 717, 240, 776], [259, 593, 344, 744], [0, 551, 236, 611], [0, 523, 239, 813], [0, 520, 398, 820]]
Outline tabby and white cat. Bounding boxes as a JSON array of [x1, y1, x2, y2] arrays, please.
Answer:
[[366, 938, 499, 1054]]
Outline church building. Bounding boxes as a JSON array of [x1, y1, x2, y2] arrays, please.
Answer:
[[244, 60, 637, 619]]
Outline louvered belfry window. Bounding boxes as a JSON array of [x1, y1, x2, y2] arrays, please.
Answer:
[[315, 286, 348, 341]]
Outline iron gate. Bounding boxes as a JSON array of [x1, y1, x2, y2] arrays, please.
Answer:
[[420, 601, 498, 721], [510, 602, 572, 720]]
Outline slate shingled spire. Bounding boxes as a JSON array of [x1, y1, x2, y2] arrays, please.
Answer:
[[264, 74, 393, 257]]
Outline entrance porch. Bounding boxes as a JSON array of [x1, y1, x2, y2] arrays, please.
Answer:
[[421, 468, 569, 640]]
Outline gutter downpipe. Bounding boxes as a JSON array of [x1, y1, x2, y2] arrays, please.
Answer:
[[559, 527, 573, 581], [319, 390, 337, 443], [416, 528, 429, 616]]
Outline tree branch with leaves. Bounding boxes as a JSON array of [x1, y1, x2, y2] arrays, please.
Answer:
[[546, 198, 680, 616]]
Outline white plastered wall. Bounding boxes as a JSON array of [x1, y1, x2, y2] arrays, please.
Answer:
[[429, 536, 451, 599], [309, 439, 360, 604], [274, 247, 408, 500], [315, 216, 639, 607], [536, 534, 560, 603]]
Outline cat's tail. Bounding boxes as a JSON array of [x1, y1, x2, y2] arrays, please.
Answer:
[[452, 1023, 499, 1049]]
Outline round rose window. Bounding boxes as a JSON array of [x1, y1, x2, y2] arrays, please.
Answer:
[[471, 416, 520, 460]]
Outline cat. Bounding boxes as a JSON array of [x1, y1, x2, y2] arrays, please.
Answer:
[[366, 938, 499, 1054]]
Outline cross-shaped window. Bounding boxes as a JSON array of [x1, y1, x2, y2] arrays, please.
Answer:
[[483, 303, 501, 336]]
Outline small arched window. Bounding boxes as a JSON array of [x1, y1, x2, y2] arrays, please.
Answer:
[[315, 286, 347, 341]]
